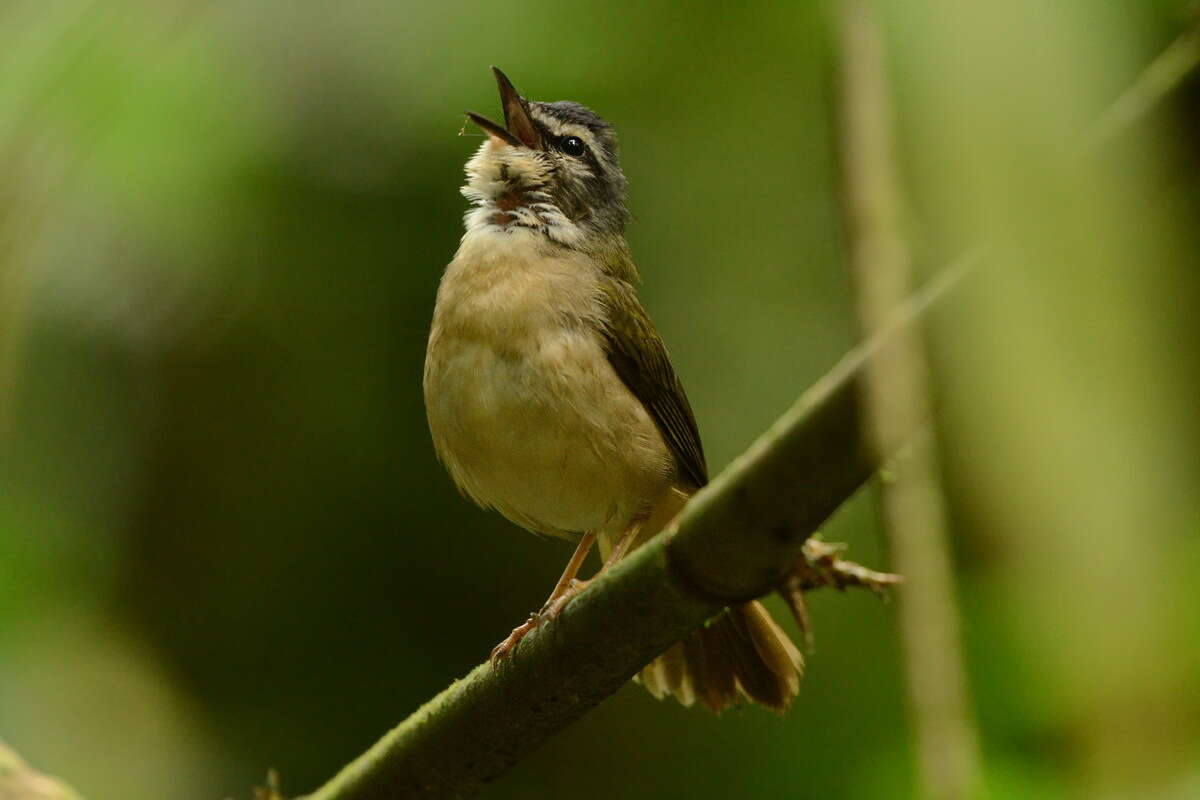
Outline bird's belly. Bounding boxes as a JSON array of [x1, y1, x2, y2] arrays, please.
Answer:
[[425, 329, 673, 537]]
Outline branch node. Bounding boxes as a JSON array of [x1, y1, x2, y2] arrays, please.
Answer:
[[777, 538, 903, 653], [799, 538, 904, 596]]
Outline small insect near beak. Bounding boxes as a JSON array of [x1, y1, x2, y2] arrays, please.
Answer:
[[464, 67, 542, 149]]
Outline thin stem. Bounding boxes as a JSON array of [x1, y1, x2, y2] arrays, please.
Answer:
[[1082, 24, 1200, 155], [835, 1, 985, 798]]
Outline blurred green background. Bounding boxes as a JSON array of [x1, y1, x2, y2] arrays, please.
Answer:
[[1, 1, 1198, 798]]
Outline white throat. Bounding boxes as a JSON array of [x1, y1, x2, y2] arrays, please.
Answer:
[[460, 140, 587, 247]]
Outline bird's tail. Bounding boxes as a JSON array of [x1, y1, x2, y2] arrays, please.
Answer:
[[637, 600, 803, 713], [600, 487, 803, 712]]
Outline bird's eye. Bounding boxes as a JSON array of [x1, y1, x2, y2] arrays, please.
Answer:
[[560, 136, 587, 157]]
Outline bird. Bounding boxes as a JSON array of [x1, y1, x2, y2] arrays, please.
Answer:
[[423, 67, 802, 712]]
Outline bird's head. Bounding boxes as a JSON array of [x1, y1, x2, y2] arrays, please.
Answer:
[[461, 68, 630, 252]]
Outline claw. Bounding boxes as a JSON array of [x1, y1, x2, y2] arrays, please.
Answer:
[[489, 532, 600, 667], [490, 613, 540, 666], [489, 578, 594, 667]]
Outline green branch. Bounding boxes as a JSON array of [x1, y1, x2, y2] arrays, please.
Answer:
[[302, 266, 966, 800]]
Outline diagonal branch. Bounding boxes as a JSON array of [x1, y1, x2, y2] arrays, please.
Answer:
[[1082, 23, 1200, 154], [302, 266, 967, 800]]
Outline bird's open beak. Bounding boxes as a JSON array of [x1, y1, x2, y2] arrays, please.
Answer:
[[465, 67, 542, 150]]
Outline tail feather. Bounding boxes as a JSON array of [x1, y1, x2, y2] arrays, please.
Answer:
[[728, 601, 804, 709], [616, 488, 803, 712], [637, 600, 803, 713], [642, 641, 694, 706], [691, 623, 739, 710]]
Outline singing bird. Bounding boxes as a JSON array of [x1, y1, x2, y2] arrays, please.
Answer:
[[424, 68, 802, 712]]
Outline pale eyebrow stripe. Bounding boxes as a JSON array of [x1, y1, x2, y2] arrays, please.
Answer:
[[534, 113, 596, 145], [546, 120, 592, 142]]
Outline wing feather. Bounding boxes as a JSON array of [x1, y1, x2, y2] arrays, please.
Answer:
[[598, 277, 708, 488]]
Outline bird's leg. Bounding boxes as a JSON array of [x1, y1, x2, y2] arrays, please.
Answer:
[[540, 521, 642, 620], [532, 530, 600, 618], [490, 531, 596, 665], [599, 520, 641, 571]]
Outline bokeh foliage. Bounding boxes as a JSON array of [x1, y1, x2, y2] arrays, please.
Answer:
[[1, 1, 1197, 798]]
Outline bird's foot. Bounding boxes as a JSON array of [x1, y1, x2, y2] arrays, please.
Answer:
[[490, 613, 540, 666], [539, 577, 590, 620], [489, 578, 592, 667]]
